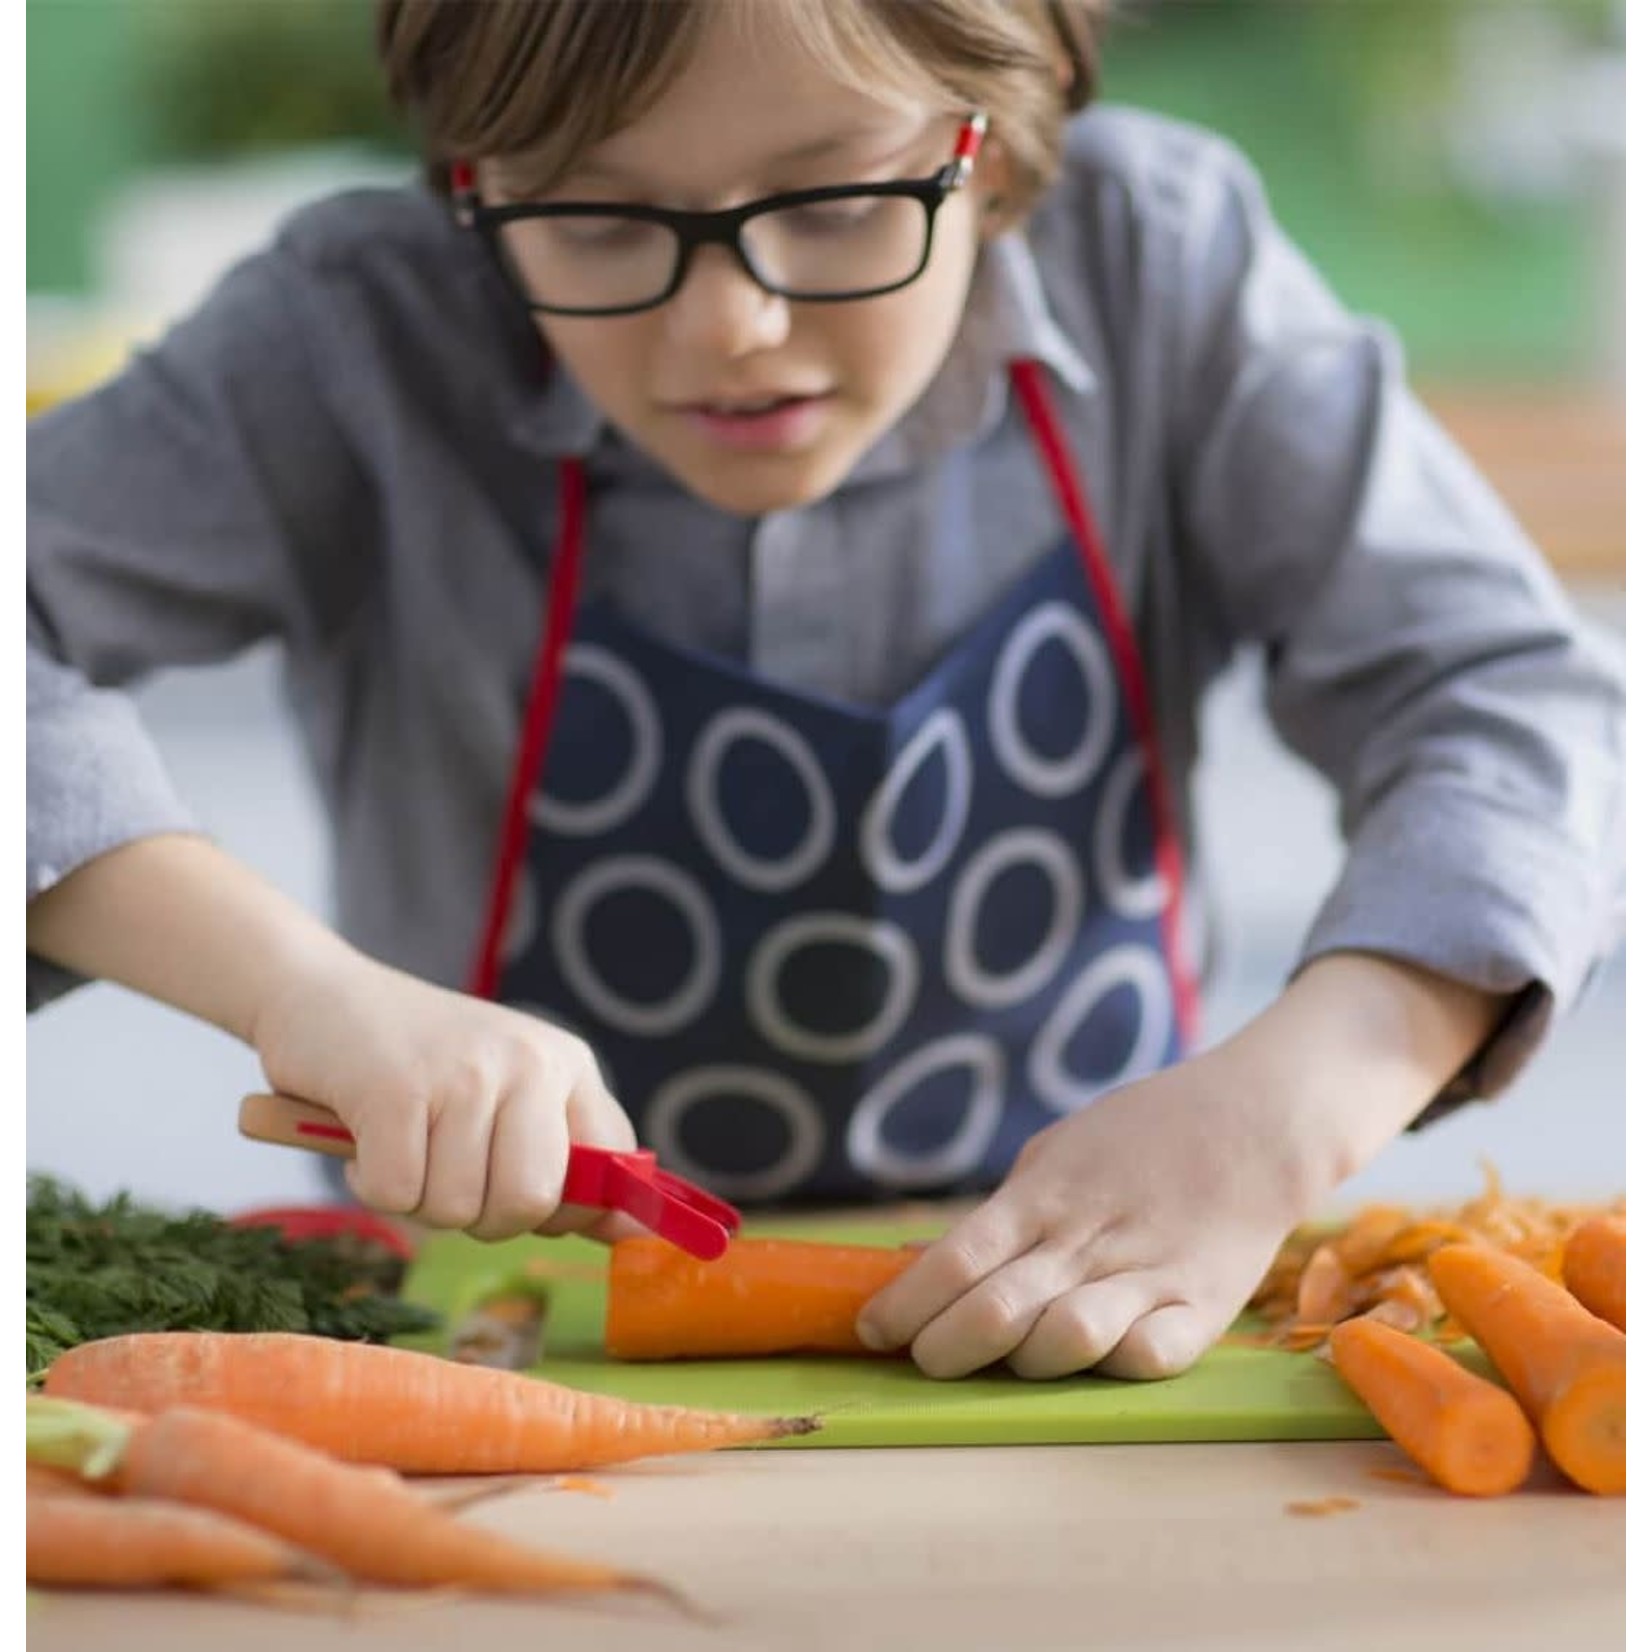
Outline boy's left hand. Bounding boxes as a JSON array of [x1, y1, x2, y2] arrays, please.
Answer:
[[854, 953, 1503, 1381], [852, 1050, 1316, 1380]]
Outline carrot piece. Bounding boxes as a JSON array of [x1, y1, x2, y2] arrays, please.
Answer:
[[1427, 1242, 1625, 1495], [43, 1329, 819, 1472], [1562, 1215, 1626, 1331], [604, 1236, 918, 1359], [1284, 1496, 1360, 1517], [33, 1397, 675, 1602], [1327, 1315, 1536, 1497], [551, 1475, 616, 1500], [28, 1494, 326, 1590]]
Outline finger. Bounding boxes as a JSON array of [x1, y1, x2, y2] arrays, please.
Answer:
[[343, 1093, 429, 1217], [416, 1091, 496, 1230], [578, 1210, 654, 1246], [527, 1044, 642, 1240], [563, 1044, 637, 1152], [466, 1083, 569, 1242], [856, 1197, 1034, 1353], [907, 1248, 1079, 1380], [1095, 1301, 1216, 1381], [1006, 1274, 1160, 1381]]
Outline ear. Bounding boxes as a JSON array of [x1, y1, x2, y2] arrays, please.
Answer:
[[972, 137, 1015, 238]]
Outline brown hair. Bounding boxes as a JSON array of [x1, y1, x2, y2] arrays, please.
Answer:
[[378, 0, 1109, 222]]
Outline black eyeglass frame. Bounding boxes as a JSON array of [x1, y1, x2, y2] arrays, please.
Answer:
[[452, 114, 988, 318]]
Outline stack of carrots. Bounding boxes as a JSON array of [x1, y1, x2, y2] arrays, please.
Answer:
[[1243, 1173, 1625, 1501], [29, 1330, 821, 1606]]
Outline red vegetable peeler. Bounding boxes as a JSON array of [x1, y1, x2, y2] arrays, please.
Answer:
[[237, 1092, 742, 1261]]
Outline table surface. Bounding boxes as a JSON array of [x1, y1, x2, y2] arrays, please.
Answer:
[[26, 1439, 1624, 1652]]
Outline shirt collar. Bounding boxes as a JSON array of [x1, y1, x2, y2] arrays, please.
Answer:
[[511, 229, 1097, 472]]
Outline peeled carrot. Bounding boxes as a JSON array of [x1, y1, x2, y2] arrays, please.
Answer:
[[1427, 1242, 1625, 1495], [43, 1329, 819, 1472], [28, 1460, 107, 1498], [1327, 1314, 1536, 1497], [32, 1397, 673, 1602], [1562, 1214, 1626, 1331], [28, 1494, 325, 1590], [605, 1236, 918, 1359]]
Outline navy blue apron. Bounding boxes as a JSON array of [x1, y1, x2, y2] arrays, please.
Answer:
[[471, 361, 1198, 1206]]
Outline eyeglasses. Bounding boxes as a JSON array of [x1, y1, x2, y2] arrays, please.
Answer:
[[452, 114, 987, 318]]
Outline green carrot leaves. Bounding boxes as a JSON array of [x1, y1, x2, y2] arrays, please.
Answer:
[[25, 1176, 439, 1379]]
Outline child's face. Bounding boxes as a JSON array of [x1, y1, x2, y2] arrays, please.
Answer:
[[488, 9, 995, 517]]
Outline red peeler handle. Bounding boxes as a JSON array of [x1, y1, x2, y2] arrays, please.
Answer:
[[236, 1092, 739, 1261]]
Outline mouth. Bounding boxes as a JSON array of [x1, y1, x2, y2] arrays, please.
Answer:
[[672, 390, 832, 416], [667, 389, 836, 453]]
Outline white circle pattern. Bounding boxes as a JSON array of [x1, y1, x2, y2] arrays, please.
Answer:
[[859, 708, 973, 894], [1029, 943, 1173, 1113], [551, 855, 720, 1037], [529, 644, 662, 836], [686, 707, 836, 893], [944, 829, 1084, 1010], [1094, 749, 1169, 920], [986, 602, 1114, 798], [846, 1034, 1006, 1188], [647, 1066, 826, 1201], [747, 915, 920, 1063]]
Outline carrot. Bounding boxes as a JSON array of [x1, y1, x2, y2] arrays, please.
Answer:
[[28, 1460, 108, 1498], [605, 1236, 918, 1359], [1427, 1242, 1625, 1495], [28, 1494, 326, 1590], [43, 1329, 820, 1472], [1326, 1314, 1536, 1497], [30, 1396, 676, 1602], [1562, 1214, 1626, 1331]]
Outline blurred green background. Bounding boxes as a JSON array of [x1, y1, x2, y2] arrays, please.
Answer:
[[28, 0, 1624, 381]]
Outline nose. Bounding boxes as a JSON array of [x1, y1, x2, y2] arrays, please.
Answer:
[[662, 242, 791, 359]]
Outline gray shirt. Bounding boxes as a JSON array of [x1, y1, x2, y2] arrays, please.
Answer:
[[27, 107, 1626, 1119]]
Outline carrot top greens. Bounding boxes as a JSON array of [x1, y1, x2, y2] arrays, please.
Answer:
[[25, 1176, 440, 1379]]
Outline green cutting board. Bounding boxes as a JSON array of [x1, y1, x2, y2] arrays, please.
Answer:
[[398, 1215, 1399, 1449]]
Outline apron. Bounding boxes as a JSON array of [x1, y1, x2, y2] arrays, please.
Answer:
[[471, 360, 1198, 1206]]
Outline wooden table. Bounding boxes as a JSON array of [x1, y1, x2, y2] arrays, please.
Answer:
[[27, 1440, 1624, 1651]]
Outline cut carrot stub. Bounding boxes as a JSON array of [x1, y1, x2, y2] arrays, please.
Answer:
[[43, 1330, 820, 1473], [1327, 1315, 1536, 1497], [605, 1236, 918, 1359], [1427, 1243, 1625, 1496], [1562, 1214, 1626, 1331]]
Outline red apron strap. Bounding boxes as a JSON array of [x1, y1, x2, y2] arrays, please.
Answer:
[[469, 457, 589, 998], [1009, 359, 1201, 1047]]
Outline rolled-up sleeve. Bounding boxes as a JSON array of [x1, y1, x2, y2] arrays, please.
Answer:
[[26, 243, 373, 1010], [1167, 137, 1626, 1117]]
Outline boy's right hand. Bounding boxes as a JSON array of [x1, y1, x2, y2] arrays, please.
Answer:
[[250, 953, 639, 1242]]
